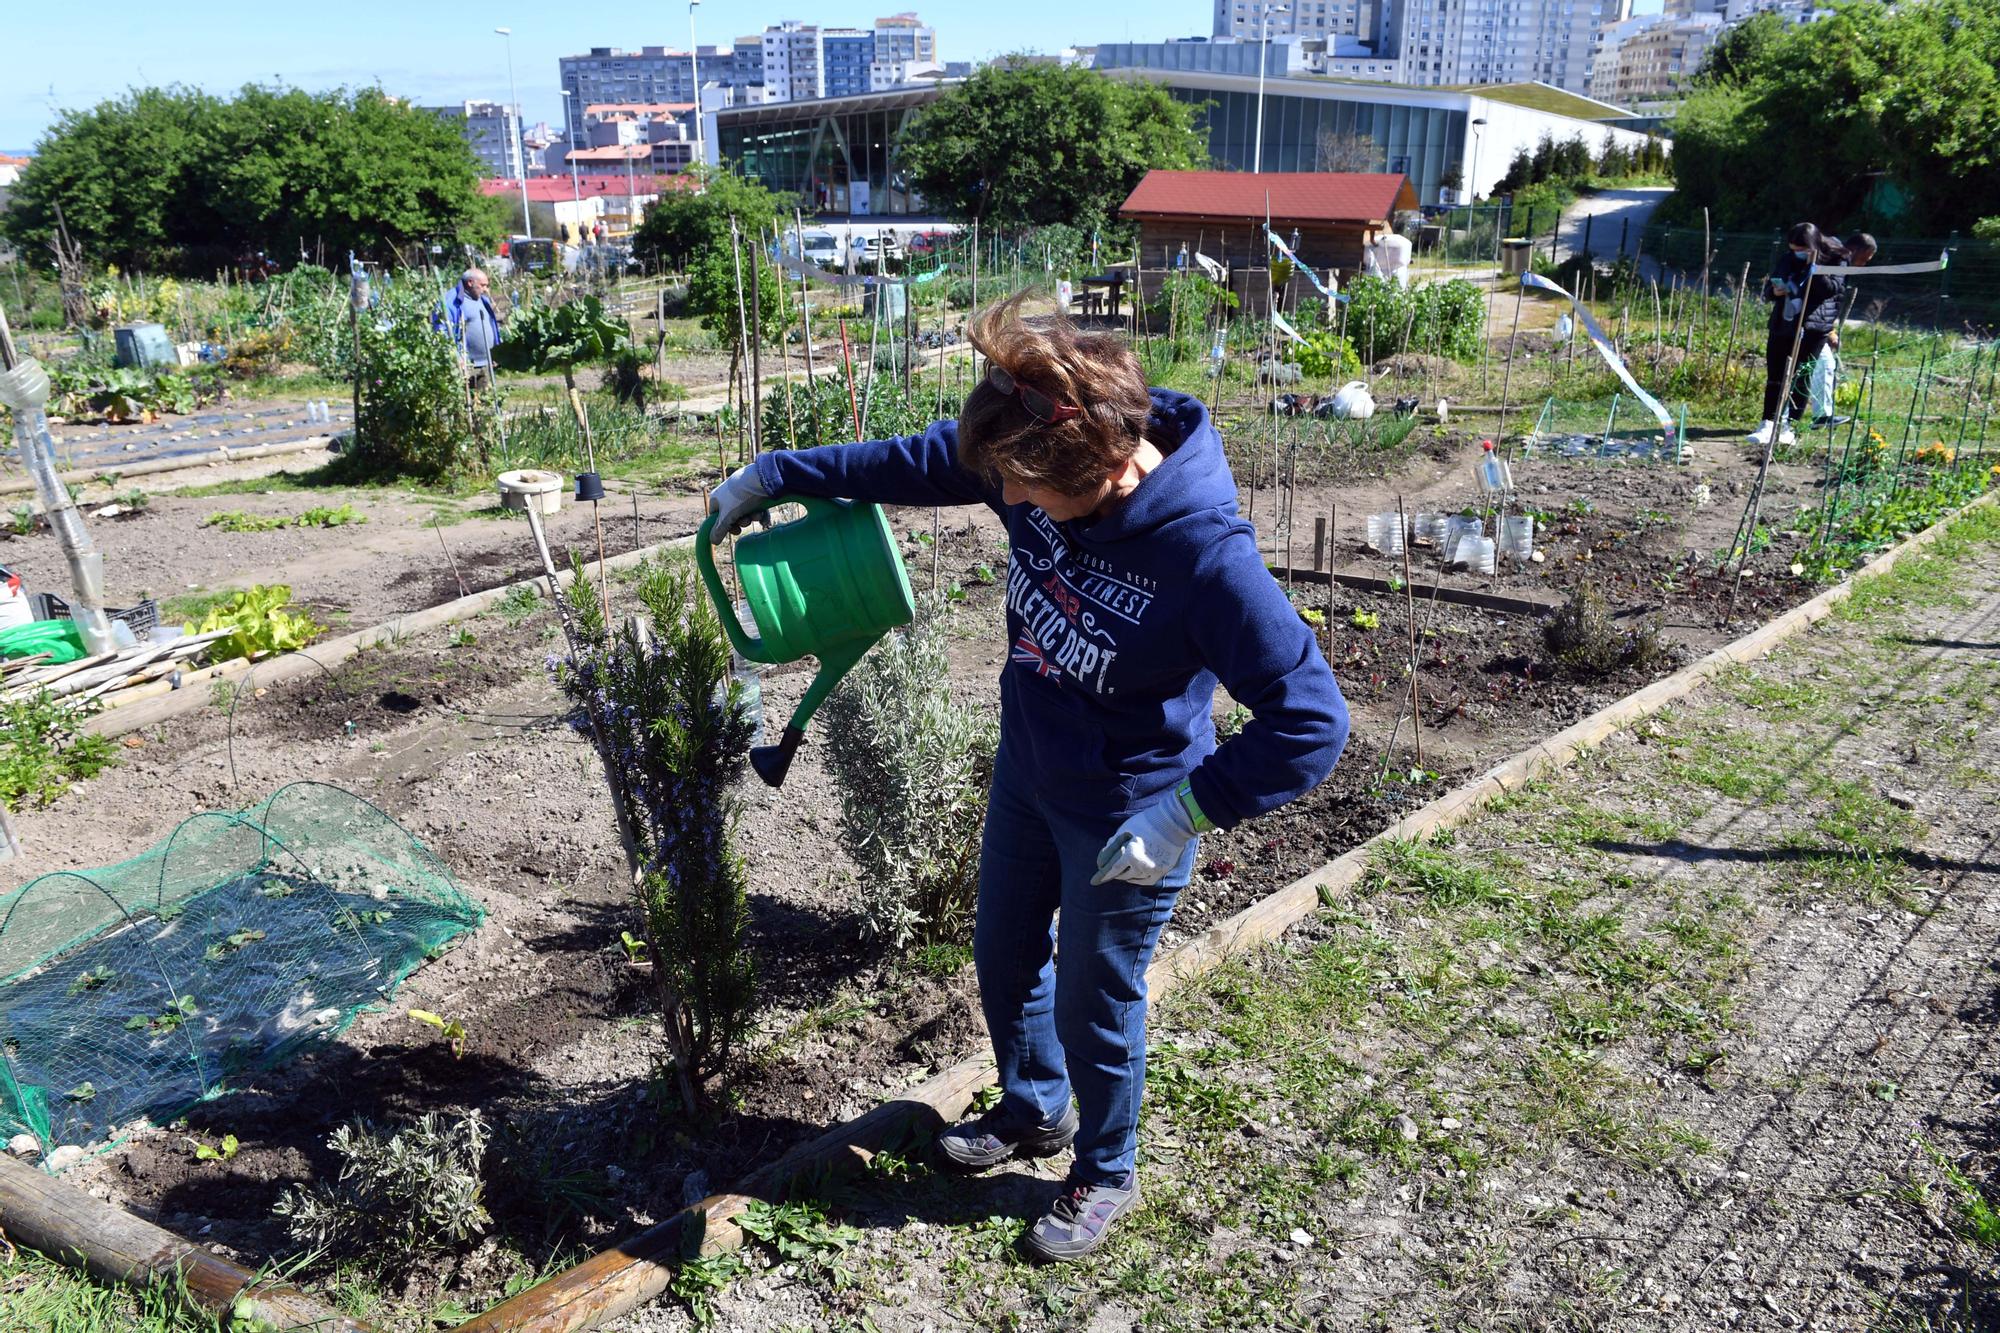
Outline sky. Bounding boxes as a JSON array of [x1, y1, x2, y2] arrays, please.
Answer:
[[1, 0, 1202, 153]]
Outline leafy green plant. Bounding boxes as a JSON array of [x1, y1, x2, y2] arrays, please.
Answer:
[[188, 1132, 241, 1162], [408, 1008, 468, 1059], [67, 966, 117, 996], [1350, 608, 1381, 630], [618, 930, 650, 964], [6, 504, 36, 537], [272, 1111, 491, 1269], [737, 1198, 862, 1282], [1295, 330, 1362, 380], [553, 558, 758, 1114], [496, 584, 540, 621], [203, 928, 266, 963], [493, 295, 630, 392], [821, 602, 1000, 950], [1, 691, 118, 810], [203, 511, 289, 533], [184, 584, 322, 659], [65, 1082, 97, 1103], [125, 995, 199, 1034]]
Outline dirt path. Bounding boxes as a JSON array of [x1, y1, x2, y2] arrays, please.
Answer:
[[1560, 187, 1673, 277], [607, 505, 2000, 1332]]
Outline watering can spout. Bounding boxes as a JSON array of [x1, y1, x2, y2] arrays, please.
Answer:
[[750, 726, 806, 787], [694, 495, 915, 789]]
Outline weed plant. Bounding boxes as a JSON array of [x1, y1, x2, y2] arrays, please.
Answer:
[[1542, 584, 1663, 676], [821, 602, 999, 950], [554, 558, 757, 1110], [0, 692, 118, 810]]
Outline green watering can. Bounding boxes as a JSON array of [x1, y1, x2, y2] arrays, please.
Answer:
[[696, 494, 916, 787]]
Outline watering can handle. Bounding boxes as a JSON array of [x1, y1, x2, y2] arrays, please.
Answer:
[[694, 512, 765, 661]]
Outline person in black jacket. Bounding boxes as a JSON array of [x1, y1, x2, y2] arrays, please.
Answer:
[[1749, 223, 1846, 447]]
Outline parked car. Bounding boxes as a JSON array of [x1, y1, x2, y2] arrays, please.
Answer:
[[792, 229, 844, 270], [906, 230, 955, 256], [858, 232, 906, 264]]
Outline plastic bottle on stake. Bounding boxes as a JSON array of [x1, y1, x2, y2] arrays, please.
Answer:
[[1475, 439, 1512, 497]]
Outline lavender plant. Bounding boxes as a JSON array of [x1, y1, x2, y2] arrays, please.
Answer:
[[554, 558, 757, 1112], [821, 603, 998, 950]]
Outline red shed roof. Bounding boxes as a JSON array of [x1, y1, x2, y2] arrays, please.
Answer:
[[1121, 171, 1415, 224]]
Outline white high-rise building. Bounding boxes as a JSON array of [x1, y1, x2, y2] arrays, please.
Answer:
[[1383, 0, 1619, 91], [762, 22, 828, 101], [1215, 0, 1377, 48]]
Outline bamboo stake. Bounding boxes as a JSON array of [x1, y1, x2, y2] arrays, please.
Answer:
[[838, 319, 863, 441], [1397, 493, 1422, 768], [432, 514, 469, 599]]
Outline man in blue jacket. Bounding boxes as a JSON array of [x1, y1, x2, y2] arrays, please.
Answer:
[[710, 293, 1349, 1262], [431, 268, 504, 384]]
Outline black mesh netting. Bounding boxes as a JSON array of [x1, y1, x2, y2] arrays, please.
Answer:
[[0, 782, 483, 1153]]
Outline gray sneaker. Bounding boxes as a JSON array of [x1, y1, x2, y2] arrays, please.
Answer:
[[1023, 1171, 1140, 1262], [936, 1100, 1078, 1171]]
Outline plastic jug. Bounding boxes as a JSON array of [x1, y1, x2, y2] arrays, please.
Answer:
[[695, 494, 915, 787]]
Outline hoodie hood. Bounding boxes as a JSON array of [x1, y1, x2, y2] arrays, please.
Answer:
[[1081, 389, 1239, 542]]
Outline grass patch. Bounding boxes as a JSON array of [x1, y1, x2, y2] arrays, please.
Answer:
[[0, 1247, 214, 1331]]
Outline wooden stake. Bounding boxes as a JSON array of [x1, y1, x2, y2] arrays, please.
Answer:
[[432, 514, 469, 599]]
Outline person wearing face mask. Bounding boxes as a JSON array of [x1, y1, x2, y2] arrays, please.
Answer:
[[708, 291, 1349, 1263], [1749, 223, 1846, 447]]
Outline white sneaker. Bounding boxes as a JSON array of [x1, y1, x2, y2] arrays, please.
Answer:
[[1747, 421, 1774, 445], [1776, 425, 1796, 446]]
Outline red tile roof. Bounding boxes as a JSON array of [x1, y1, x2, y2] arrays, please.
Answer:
[[479, 174, 697, 202], [1121, 171, 1415, 224], [566, 144, 654, 163]]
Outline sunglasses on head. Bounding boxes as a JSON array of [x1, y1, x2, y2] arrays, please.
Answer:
[[987, 363, 1080, 424]]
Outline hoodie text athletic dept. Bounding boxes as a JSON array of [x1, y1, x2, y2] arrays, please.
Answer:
[[750, 388, 1350, 829]]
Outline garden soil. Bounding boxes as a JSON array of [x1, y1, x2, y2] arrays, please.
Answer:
[[9, 428, 1837, 1320]]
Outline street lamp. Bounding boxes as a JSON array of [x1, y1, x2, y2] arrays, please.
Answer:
[[495, 27, 532, 240], [1468, 114, 1488, 206], [1253, 3, 1289, 174], [560, 87, 582, 243], [689, 1, 706, 179]]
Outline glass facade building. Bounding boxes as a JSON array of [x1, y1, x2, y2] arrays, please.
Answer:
[[716, 89, 935, 215], [1164, 85, 1466, 204]]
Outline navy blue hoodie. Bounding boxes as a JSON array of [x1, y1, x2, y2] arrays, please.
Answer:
[[751, 388, 1349, 829]]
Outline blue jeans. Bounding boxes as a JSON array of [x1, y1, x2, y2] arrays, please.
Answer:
[[973, 762, 1197, 1185]]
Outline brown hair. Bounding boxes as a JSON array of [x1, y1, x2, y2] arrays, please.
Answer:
[[956, 291, 1153, 496]]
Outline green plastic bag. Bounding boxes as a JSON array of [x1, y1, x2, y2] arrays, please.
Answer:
[[0, 619, 87, 664]]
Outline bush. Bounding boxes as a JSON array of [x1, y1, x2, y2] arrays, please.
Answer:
[[554, 558, 757, 1110], [1542, 584, 1662, 677], [352, 281, 480, 480], [273, 1111, 490, 1267], [821, 604, 999, 950], [1343, 276, 1483, 364], [1294, 330, 1361, 379], [493, 295, 630, 392]]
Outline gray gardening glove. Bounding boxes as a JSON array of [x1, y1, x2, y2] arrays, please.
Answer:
[[708, 463, 773, 543], [0, 358, 51, 413]]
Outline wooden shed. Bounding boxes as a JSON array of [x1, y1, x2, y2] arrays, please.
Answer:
[[1118, 170, 1419, 313]]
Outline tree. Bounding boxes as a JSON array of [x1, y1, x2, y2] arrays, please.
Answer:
[[3, 86, 494, 274], [630, 166, 791, 273], [1670, 0, 2000, 233], [897, 63, 1206, 231], [1316, 130, 1380, 173], [1694, 10, 1788, 88]]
